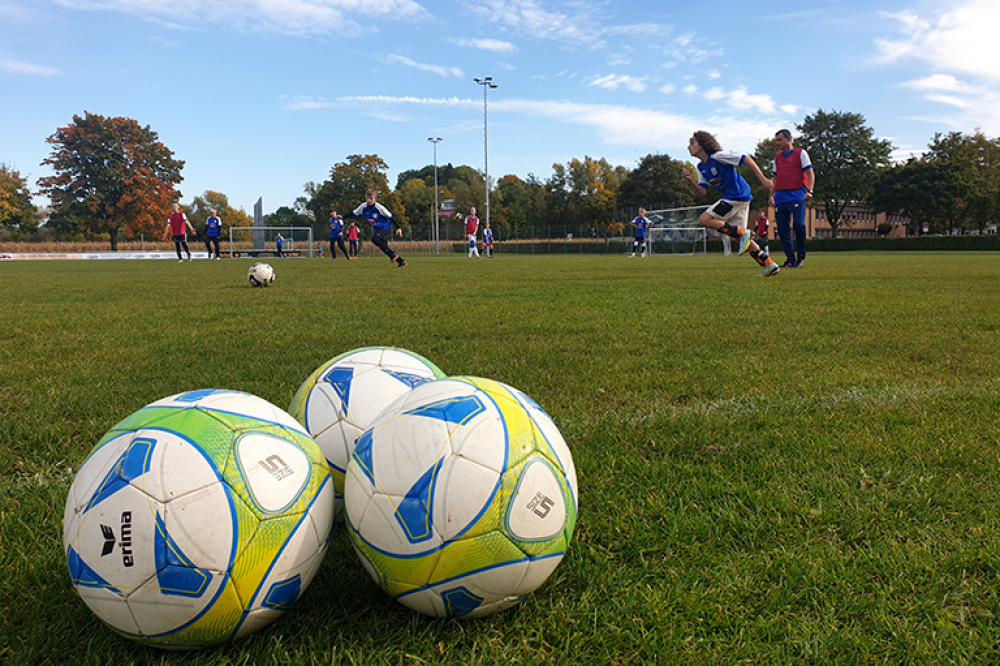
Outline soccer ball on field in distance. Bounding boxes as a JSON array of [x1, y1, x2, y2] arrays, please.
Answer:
[[288, 347, 446, 521], [62, 390, 335, 650], [344, 376, 578, 619], [248, 262, 274, 287]]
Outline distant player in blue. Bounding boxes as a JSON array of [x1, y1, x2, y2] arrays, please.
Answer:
[[203, 209, 222, 260], [328, 210, 349, 260], [351, 189, 406, 268], [275, 233, 285, 258], [629, 208, 653, 258], [483, 221, 494, 258], [682, 131, 780, 277]]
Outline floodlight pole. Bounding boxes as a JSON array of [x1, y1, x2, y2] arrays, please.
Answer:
[[474, 77, 497, 231], [428, 137, 443, 255]]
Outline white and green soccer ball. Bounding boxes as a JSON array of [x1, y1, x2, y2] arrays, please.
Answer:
[[62, 390, 335, 649], [247, 262, 274, 287], [345, 376, 578, 619], [288, 347, 445, 520]]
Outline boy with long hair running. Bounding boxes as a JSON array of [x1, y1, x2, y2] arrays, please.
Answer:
[[682, 131, 780, 277]]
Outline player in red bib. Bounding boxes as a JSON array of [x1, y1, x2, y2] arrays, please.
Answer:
[[464, 207, 480, 258], [162, 203, 197, 262]]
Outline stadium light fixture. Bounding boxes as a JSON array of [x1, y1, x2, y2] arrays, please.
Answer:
[[428, 137, 443, 255], [474, 77, 498, 231]]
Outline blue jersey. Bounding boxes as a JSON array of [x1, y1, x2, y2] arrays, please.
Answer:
[[697, 152, 752, 202], [329, 217, 343, 239], [631, 216, 653, 237], [483, 228, 493, 244], [205, 216, 221, 237], [353, 201, 394, 233]]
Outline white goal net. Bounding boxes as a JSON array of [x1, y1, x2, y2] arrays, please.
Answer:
[[227, 226, 315, 259], [645, 205, 709, 256]]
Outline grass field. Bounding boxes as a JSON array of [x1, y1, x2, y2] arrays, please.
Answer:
[[2, 252, 1000, 665]]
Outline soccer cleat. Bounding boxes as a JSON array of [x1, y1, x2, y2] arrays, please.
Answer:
[[753, 263, 780, 278], [738, 229, 752, 255], [397, 260, 407, 268]]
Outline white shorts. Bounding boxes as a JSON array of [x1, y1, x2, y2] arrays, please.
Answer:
[[707, 199, 750, 227]]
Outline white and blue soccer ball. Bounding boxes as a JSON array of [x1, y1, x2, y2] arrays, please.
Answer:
[[62, 390, 335, 649], [248, 262, 274, 287], [288, 347, 446, 520], [344, 376, 578, 619]]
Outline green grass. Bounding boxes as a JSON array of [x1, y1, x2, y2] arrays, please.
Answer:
[[3, 252, 1000, 664]]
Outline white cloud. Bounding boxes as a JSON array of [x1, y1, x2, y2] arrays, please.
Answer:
[[384, 54, 463, 78], [452, 37, 517, 54], [51, 0, 427, 34], [877, 1, 1000, 82], [877, 2, 1000, 135], [659, 83, 676, 94], [303, 94, 782, 157], [0, 60, 58, 76], [683, 84, 698, 95], [589, 74, 647, 93]]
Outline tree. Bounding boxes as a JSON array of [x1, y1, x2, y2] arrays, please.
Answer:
[[869, 158, 962, 236], [925, 130, 1000, 234], [307, 155, 404, 235], [617, 154, 702, 216], [795, 109, 894, 237], [38, 112, 184, 250], [0, 164, 37, 232]]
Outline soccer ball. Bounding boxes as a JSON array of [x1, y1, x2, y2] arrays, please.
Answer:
[[248, 263, 274, 287], [62, 390, 335, 649], [344, 376, 578, 619], [288, 347, 445, 520]]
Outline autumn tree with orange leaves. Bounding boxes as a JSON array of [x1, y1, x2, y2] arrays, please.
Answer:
[[38, 112, 184, 250]]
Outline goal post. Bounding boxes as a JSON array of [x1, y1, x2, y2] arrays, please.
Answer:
[[645, 205, 710, 256], [228, 226, 315, 258]]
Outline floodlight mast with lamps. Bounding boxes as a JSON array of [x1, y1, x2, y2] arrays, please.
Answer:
[[428, 137, 443, 255], [473, 77, 497, 231]]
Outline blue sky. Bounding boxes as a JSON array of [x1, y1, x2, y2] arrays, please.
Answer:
[[2, 0, 999, 215]]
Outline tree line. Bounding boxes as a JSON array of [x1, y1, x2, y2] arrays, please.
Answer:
[[2, 110, 999, 250]]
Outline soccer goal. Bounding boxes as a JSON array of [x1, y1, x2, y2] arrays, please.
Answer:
[[228, 226, 315, 258], [645, 205, 710, 256]]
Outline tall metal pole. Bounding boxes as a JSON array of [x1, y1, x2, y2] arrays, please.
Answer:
[[474, 77, 497, 230], [428, 137, 443, 255]]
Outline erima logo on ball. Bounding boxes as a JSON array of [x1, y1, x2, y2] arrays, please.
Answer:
[[98, 511, 134, 567]]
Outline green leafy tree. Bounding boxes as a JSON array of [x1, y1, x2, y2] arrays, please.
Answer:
[[925, 130, 1000, 234], [0, 164, 37, 232], [869, 158, 962, 236], [397, 178, 434, 229], [307, 155, 404, 235], [564, 156, 628, 231], [795, 109, 894, 237], [618, 153, 702, 214], [37, 112, 184, 250]]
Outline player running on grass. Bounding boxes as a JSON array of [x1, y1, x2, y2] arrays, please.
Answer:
[[681, 131, 780, 277], [351, 188, 407, 268]]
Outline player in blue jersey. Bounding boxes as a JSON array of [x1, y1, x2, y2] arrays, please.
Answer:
[[629, 208, 653, 258], [682, 131, 780, 277], [351, 189, 406, 268], [328, 210, 349, 260], [483, 221, 494, 258], [203, 209, 222, 260]]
